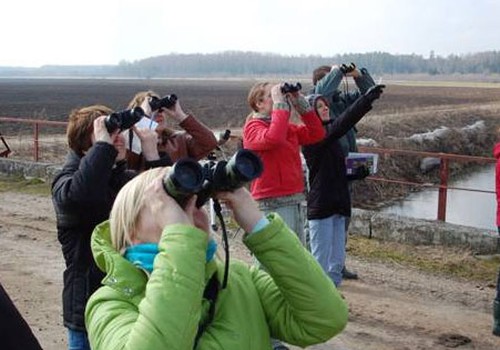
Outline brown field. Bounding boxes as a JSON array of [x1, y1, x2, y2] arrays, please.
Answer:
[[2, 78, 500, 207], [1, 79, 500, 349], [1, 77, 499, 132]]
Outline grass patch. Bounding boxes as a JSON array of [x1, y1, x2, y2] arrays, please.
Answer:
[[0, 174, 51, 196], [348, 235, 500, 286]]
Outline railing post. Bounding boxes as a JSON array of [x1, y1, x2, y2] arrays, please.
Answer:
[[437, 157, 449, 221], [33, 122, 39, 162]]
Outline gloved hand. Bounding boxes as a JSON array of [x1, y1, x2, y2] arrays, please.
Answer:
[[340, 62, 356, 74], [347, 165, 371, 181], [289, 92, 312, 115], [364, 84, 386, 102], [271, 84, 287, 105]]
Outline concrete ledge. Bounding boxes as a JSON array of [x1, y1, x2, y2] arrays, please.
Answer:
[[0, 158, 62, 182], [350, 208, 500, 255], [1, 158, 499, 254]]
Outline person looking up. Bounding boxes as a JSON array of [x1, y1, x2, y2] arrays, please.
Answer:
[[303, 84, 384, 287], [52, 104, 169, 350], [312, 62, 377, 280], [85, 167, 348, 349], [243, 82, 325, 246], [126, 90, 217, 171]]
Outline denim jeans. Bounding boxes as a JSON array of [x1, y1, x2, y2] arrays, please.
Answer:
[[309, 214, 346, 287], [67, 329, 90, 350]]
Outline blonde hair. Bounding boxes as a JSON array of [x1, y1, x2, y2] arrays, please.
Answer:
[[247, 82, 271, 112], [110, 167, 166, 252], [127, 90, 160, 109]]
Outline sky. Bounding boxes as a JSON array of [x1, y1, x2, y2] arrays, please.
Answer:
[[1, 0, 499, 67]]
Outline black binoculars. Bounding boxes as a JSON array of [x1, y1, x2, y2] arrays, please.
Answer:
[[104, 107, 145, 133], [149, 94, 178, 111], [281, 82, 302, 94], [162, 149, 263, 208]]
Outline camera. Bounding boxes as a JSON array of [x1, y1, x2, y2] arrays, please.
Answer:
[[149, 94, 178, 111], [281, 82, 302, 94], [104, 107, 145, 133], [162, 149, 263, 208]]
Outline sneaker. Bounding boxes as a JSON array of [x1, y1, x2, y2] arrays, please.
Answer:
[[342, 267, 358, 280]]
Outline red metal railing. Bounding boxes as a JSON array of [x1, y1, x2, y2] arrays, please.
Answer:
[[0, 117, 67, 162], [358, 146, 496, 221], [0, 117, 496, 222]]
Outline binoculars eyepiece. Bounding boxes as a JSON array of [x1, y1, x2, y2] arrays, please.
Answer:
[[162, 149, 263, 208], [104, 107, 145, 133], [281, 82, 302, 94], [149, 94, 178, 111]]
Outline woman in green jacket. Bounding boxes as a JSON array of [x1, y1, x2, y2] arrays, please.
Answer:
[[85, 167, 348, 349]]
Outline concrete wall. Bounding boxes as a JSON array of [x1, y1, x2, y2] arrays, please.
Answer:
[[0, 158, 61, 182], [350, 208, 500, 255]]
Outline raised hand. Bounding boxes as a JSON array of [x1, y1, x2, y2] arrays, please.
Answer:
[[364, 84, 386, 102]]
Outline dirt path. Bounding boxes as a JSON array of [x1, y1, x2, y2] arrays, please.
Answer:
[[0, 190, 499, 350]]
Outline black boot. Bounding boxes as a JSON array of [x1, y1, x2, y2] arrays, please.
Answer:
[[342, 266, 358, 280], [494, 300, 500, 336]]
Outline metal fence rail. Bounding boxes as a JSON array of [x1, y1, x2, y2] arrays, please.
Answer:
[[0, 117, 497, 223]]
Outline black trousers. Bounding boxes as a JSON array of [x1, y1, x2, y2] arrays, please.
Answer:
[[0, 281, 42, 350]]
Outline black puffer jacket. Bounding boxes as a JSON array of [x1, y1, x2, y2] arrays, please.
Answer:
[[51, 142, 136, 331], [303, 95, 373, 220], [1, 282, 42, 349]]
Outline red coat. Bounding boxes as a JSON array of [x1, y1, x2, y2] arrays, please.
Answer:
[[243, 109, 325, 200], [494, 142, 500, 227]]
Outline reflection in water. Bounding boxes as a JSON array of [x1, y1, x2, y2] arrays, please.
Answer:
[[381, 164, 496, 230]]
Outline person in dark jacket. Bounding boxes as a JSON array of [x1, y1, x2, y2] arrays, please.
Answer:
[[303, 85, 384, 287], [51, 104, 169, 350], [312, 63, 377, 280], [0, 281, 42, 350]]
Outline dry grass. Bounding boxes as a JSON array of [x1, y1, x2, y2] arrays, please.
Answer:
[[347, 235, 500, 285], [0, 174, 51, 195]]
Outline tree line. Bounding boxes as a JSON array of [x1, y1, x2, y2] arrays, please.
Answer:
[[2, 51, 500, 78]]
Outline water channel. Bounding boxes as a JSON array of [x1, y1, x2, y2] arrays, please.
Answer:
[[380, 164, 497, 231]]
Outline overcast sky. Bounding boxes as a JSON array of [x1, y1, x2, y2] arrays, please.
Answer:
[[1, 0, 499, 67]]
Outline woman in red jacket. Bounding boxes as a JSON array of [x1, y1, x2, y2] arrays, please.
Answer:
[[243, 82, 325, 246], [243, 82, 325, 350]]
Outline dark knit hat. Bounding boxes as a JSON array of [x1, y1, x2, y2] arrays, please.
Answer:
[[306, 94, 329, 116]]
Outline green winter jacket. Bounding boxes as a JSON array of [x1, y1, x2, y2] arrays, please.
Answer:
[[85, 213, 348, 349]]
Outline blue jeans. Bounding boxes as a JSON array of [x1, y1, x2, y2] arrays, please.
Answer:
[[309, 214, 346, 287], [67, 329, 90, 350]]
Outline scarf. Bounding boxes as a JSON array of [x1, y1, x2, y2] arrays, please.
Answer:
[[124, 238, 218, 274]]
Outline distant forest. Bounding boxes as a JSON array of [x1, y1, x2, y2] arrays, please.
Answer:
[[1, 51, 500, 78]]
